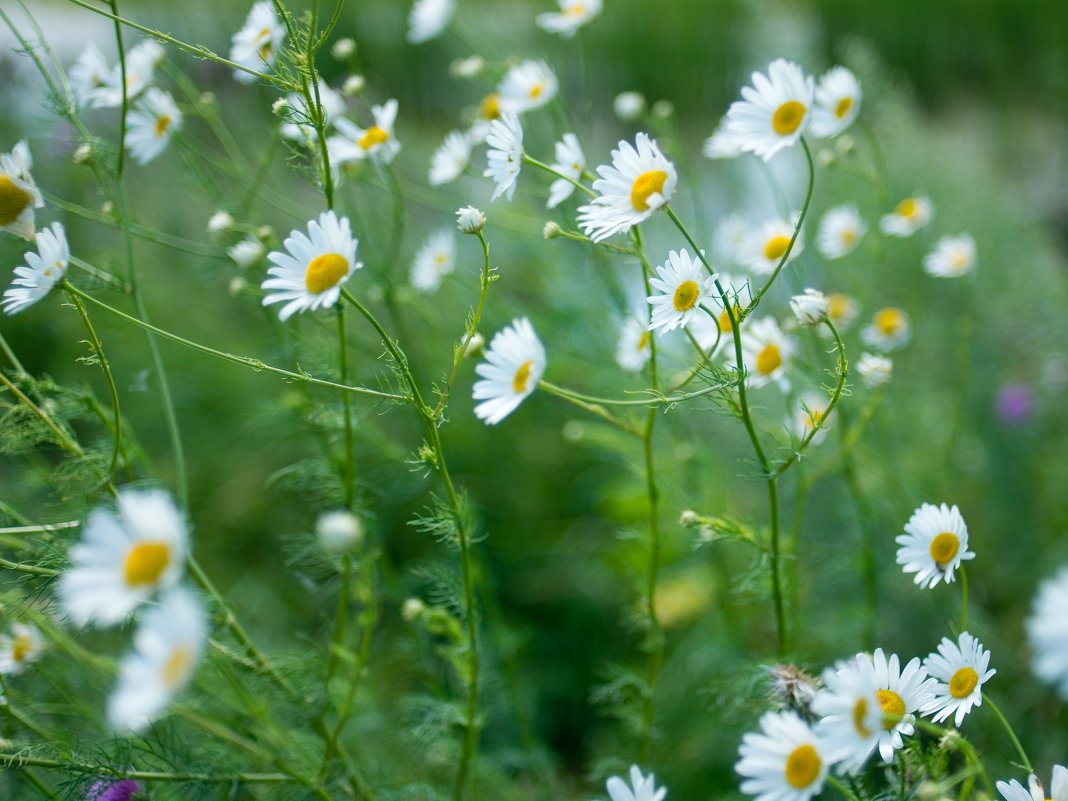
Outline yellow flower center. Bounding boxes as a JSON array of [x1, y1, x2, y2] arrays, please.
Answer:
[[763, 235, 791, 262], [358, 126, 389, 150], [876, 689, 905, 730], [0, 175, 33, 226], [630, 170, 668, 212], [718, 306, 742, 334], [828, 293, 851, 321], [672, 280, 699, 312], [529, 82, 544, 100], [123, 542, 171, 587], [895, 197, 918, 219], [637, 330, 651, 352], [257, 26, 272, 40], [841, 228, 857, 245], [835, 96, 854, 119], [480, 94, 501, 120], [852, 697, 872, 738], [772, 100, 807, 136], [305, 253, 350, 294], [784, 744, 821, 789], [12, 632, 33, 663], [950, 250, 970, 271], [155, 115, 172, 138], [949, 666, 979, 698], [874, 308, 904, 336], [565, 3, 586, 15], [929, 532, 960, 565], [162, 644, 193, 688], [512, 359, 535, 393], [756, 344, 782, 376]]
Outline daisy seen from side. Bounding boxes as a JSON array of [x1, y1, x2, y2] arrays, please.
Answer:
[[546, 132, 586, 208], [922, 631, 995, 726], [725, 59, 814, 161], [329, 99, 401, 167], [896, 502, 976, 589], [736, 710, 828, 801], [429, 130, 471, 186], [407, 0, 455, 44], [484, 112, 524, 201], [229, 1, 286, 82], [0, 140, 43, 241], [536, 0, 602, 38], [126, 88, 181, 165], [811, 657, 884, 774], [826, 292, 859, 331], [2, 221, 69, 315], [473, 318, 546, 425], [616, 316, 653, 372], [89, 39, 164, 109], [69, 43, 111, 107]]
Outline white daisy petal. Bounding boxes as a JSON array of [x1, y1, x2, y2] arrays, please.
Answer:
[[895, 502, 976, 589], [736, 710, 828, 801], [536, 0, 602, 38], [3, 222, 69, 315], [923, 234, 976, 278], [473, 318, 545, 424], [725, 59, 815, 161], [229, 1, 286, 82]]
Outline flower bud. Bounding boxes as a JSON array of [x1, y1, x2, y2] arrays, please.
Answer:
[[331, 37, 356, 60], [450, 56, 484, 79], [207, 211, 235, 234], [543, 221, 562, 239], [401, 597, 426, 621], [790, 288, 829, 326], [316, 510, 364, 555], [613, 91, 645, 121], [342, 74, 365, 96], [456, 205, 486, 234], [856, 352, 893, 388]]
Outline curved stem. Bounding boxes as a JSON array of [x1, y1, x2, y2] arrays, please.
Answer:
[[521, 153, 596, 198], [106, 0, 127, 177], [985, 696, 1032, 772]]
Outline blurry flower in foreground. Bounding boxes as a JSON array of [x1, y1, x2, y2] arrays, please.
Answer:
[[924, 234, 976, 278], [69, 43, 110, 108], [262, 211, 361, 321], [703, 119, 745, 160], [856, 352, 893, 388], [2, 222, 69, 315], [998, 768, 1068, 801], [108, 588, 205, 733], [429, 130, 471, 186], [577, 133, 677, 242], [790, 289, 829, 326], [647, 249, 716, 334], [995, 383, 1034, 425], [456, 206, 486, 234], [812, 657, 883, 774], [473, 318, 546, 424], [816, 205, 867, 260], [329, 99, 401, 166], [880, 195, 933, 237], [613, 91, 646, 122], [725, 59, 814, 161], [229, 1, 285, 82], [740, 216, 803, 276], [861, 307, 910, 352], [410, 228, 456, 293], [536, 0, 602, 38], [606, 765, 667, 801], [498, 59, 558, 114], [126, 88, 181, 165], [736, 711, 827, 801], [60, 488, 188, 626], [922, 632, 995, 726], [0, 140, 44, 240], [407, 0, 455, 43], [616, 317, 652, 372], [826, 292, 859, 330], [81, 778, 142, 801], [89, 39, 164, 109], [546, 133, 586, 208], [279, 81, 345, 141], [811, 66, 862, 138], [767, 664, 820, 712], [896, 502, 975, 589], [0, 622, 44, 675], [740, 317, 795, 391], [855, 648, 934, 762], [1028, 568, 1068, 699], [484, 113, 524, 201]]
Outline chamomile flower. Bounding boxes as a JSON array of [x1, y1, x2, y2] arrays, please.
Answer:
[[262, 211, 361, 321], [811, 67, 862, 138], [59, 488, 188, 627], [861, 307, 910, 352], [826, 293, 859, 330], [467, 93, 503, 144], [229, 1, 285, 82], [1027, 568, 1068, 698], [856, 353, 892, 388], [605, 765, 667, 801], [880, 196, 933, 237], [107, 588, 206, 733], [577, 133, 677, 242], [793, 392, 831, 443], [69, 43, 111, 107], [407, 0, 455, 44], [896, 503, 976, 589], [922, 632, 995, 726], [856, 648, 934, 762], [736, 710, 828, 801], [89, 40, 164, 109], [546, 133, 586, 208], [456, 205, 486, 234], [725, 59, 815, 161], [228, 237, 265, 269], [790, 289, 829, 326], [616, 317, 653, 372], [703, 119, 745, 160], [817, 205, 867, 260], [429, 131, 471, 186], [740, 217, 803, 276], [483, 113, 524, 201], [536, 0, 602, 38], [923, 234, 976, 278], [740, 317, 796, 391], [473, 318, 546, 424], [329, 99, 401, 166], [2, 222, 68, 315], [125, 88, 181, 165], [0, 140, 43, 240], [811, 658, 884, 774], [279, 81, 345, 141], [998, 768, 1068, 801], [0, 623, 44, 675], [647, 249, 717, 334], [410, 228, 455, 292], [498, 59, 558, 114]]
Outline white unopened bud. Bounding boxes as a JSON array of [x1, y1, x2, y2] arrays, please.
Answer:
[[835, 134, 856, 155], [208, 211, 235, 234], [73, 143, 93, 164], [450, 55, 484, 79], [227, 237, 265, 269], [679, 510, 699, 526], [229, 276, 248, 296], [331, 38, 356, 60], [401, 597, 426, 621], [856, 352, 893, 388], [790, 288, 829, 326], [342, 74, 365, 96], [817, 148, 835, 167], [613, 91, 645, 122], [316, 510, 364, 555], [456, 205, 485, 234], [271, 97, 290, 116], [543, 221, 562, 239], [198, 91, 215, 107], [651, 99, 674, 120], [462, 332, 485, 359]]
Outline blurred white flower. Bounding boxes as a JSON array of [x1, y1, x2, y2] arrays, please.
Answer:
[[924, 234, 976, 278], [126, 88, 181, 165], [792, 392, 830, 443], [613, 91, 645, 122], [329, 99, 401, 166], [498, 60, 558, 114], [703, 120, 745, 160], [856, 352, 892, 387], [546, 132, 586, 208], [740, 317, 795, 391], [316, 510, 364, 555], [740, 216, 803, 276], [3, 222, 68, 315], [811, 66, 862, 138], [89, 40, 164, 109], [410, 228, 456, 293], [207, 211, 235, 234], [229, 1, 285, 83], [429, 131, 471, 186], [615, 317, 652, 372], [790, 288, 829, 326], [69, 43, 110, 108], [816, 205, 867, 260], [227, 237, 265, 269], [827, 292, 860, 331], [880, 195, 933, 237], [407, 0, 455, 43], [1028, 569, 1068, 699], [861, 306, 911, 352], [0, 623, 44, 676], [0, 140, 43, 240], [536, 0, 602, 38], [331, 38, 356, 61]]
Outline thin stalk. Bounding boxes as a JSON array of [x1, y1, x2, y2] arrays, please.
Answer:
[[521, 153, 596, 198], [0, 372, 85, 458], [537, 382, 642, 435], [0, 331, 28, 375], [0, 756, 293, 784], [986, 695, 1033, 771], [0, 557, 59, 577], [0, 521, 79, 535], [106, 0, 127, 176], [338, 306, 355, 507]]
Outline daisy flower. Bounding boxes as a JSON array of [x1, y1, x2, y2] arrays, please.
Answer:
[[498, 59, 558, 114], [407, 0, 455, 44], [108, 588, 206, 733], [69, 43, 111, 107], [861, 307, 910, 352], [811, 66, 862, 138], [896, 502, 976, 589], [923, 234, 976, 278], [740, 217, 803, 276], [0, 623, 44, 675], [429, 130, 471, 186], [536, 0, 602, 38], [229, 1, 285, 82], [2, 221, 69, 315], [546, 133, 586, 208], [880, 196, 933, 237], [89, 40, 164, 109], [126, 88, 181, 165], [616, 317, 653, 372], [483, 113, 524, 201], [856, 648, 934, 762], [922, 632, 996, 726], [0, 140, 43, 240], [329, 99, 401, 167], [467, 93, 503, 144], [1027, 568, 1068, 699], [605, 765, 667, 801], [790, 289, 829, 326], [59, 488, 188, 627], [262, 211, 361, 321], [410, 228, 455, 292], [792, 392, 831, 443], [856, 352, 892, 388], [725, 59, 815, 161], [473, 318, 546, 424], [827, 293, 859, 330], [736, 710, 828, 801], [999, 768, 1068, 801], [740, 317, 795, 391], [816, 205, 867, 260], [812, 658, 884, 774], [647, 249, 717, 334], [279, 81, 345, 141], [577, 133, 677, 242]]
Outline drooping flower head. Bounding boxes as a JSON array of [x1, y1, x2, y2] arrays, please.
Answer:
[[473, 318, 546, 424], [3, 222, 69, 315], [0, 140, 44, 240], [896, 502, 976, 589], [483, 113, 524, 201], [229, 1, 286, 82], [736, 710, 828, 801], [922, 631, 996, 726], [880, 195, 933, 237], [429, 130, 471, 186], [725, 59, 815, 160], [811, 67, 862, 138], [546, 132, 586, 208], [407, 0, 456, 44], [646, 249, 717, 334]]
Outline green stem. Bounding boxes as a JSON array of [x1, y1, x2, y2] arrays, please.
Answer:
[[338, 306, 355, 507], [827, 776, 863, 801], [0, 755, 294, 784], [521, 153, 596, 198], [985, 696, 1032, 771], [0, 331, 28, 375], [106, 0, 127, 177]]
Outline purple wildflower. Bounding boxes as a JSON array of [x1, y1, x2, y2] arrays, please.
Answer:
[[995, 383, 1034, 425], [82, 779, 141, 801]]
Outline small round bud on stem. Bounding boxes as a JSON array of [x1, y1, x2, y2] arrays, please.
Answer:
[[613, 91, 645, 121], [73, 143, 93, 164], [316, 510, 365, 555], [331, 38, 356, 60], [207, 211, 235, 234], [342, 75, 366, 96], [543, 221, 562, 239], [790, 289, 830, 326], [401, 598, 426, 621], [456, 206, 486, 234], [450, 56, 484, 78]]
